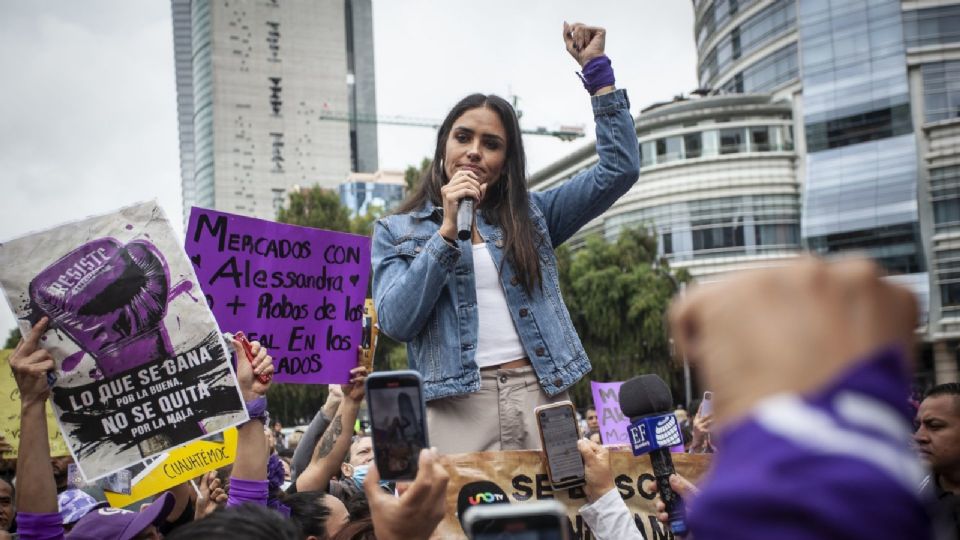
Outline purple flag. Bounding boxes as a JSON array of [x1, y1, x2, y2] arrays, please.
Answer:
[[185, 208, 371, 384]]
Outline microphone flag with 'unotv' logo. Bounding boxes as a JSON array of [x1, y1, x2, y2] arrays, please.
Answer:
[[627, 413, 683, 456]]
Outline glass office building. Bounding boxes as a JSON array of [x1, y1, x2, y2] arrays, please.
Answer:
[[691, 0, 960, 384]]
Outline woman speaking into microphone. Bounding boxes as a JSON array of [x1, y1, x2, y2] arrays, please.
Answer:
[[371, 22, 640, 453]]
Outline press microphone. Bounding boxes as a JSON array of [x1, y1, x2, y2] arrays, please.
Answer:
[[456, 198, 475, 241], [619, 375, 688, 537]]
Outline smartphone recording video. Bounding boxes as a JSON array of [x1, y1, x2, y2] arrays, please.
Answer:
[[535, 402, 585, 490], [464, 500, 569, 540], [366, 370, 429, 481]]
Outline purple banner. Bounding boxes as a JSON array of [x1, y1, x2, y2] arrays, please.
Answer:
[[185, 208, 371, 384], [590, 381, 630, 446]]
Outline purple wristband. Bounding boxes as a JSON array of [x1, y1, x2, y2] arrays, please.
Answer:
[[16, 512, 65, 540], [245, 396, 268, 423], [577, 55, 615, 95]]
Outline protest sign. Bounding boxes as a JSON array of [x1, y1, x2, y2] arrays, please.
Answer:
[[590, 381, 630, 446], [0, 349, 70, 457], [436, 450, 710, 539], [104, 427, 237, 507], [185, 207, 371, 384], [0, 201, 247, 481]]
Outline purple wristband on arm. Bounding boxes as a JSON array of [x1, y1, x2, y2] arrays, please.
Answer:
[[16, 512, 65, 540], [227, 477, 269, 507], [577, 55, 615, 95]]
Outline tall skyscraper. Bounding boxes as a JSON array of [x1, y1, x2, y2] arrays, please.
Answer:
[[171, 0, 378, 224]]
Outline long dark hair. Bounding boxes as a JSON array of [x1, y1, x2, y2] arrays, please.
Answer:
[[396, 94, 542, 293]]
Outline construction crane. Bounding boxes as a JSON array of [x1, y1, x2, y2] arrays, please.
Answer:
[[316, 109, 586, 142]]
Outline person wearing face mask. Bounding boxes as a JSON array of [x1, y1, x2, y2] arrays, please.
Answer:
[[371, 22, 640, 453]]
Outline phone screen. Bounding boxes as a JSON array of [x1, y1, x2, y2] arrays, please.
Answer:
[[472, 520, 565, 540], [470, 513, 566, 540], [367, 372, 428, 481], [537, 404, 584, 487], [700, 391, 713, 417]]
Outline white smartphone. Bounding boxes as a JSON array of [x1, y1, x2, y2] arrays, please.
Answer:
[[699, 391, 713, 417], [535, 402, 585, 490], [464, 500, 569, 540]]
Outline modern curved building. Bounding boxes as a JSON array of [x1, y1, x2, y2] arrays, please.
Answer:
[[694, 0, 960, 385], [533, 0, 960, 384], [530, 94, 802, 280]]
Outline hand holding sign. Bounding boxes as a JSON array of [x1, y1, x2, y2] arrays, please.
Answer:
[[342, 365, 368, 403], [10, 317, 55, 407], [229, 337, 273, 401]]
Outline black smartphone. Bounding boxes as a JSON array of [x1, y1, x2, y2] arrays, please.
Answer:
[[366, 370, 429, 481], [464, 500, 569, 540], [535, 402, 585, 490]]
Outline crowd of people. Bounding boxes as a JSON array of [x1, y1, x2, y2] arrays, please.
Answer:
[[2, 21, 959, 540]]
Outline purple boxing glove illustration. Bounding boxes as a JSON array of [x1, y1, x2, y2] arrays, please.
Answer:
[[29, 238, 174, 378]]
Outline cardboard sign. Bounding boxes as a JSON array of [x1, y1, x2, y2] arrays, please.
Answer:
[[185, 208, 371, 384], [590, 381, 630, 446], [104, 427, 237, 507], [0, 349, 70, 457], [0, 201, 247, 481], [436, 450, 710, 539]]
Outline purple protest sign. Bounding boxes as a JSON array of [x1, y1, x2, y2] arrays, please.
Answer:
[[185, 207, 371, 384], [590, 381, 630, 446]]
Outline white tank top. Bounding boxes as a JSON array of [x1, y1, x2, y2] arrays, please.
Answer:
[[473, 243, 526, 368]]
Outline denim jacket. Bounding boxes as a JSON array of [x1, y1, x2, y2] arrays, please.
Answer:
[[372, 89, 640, 402]]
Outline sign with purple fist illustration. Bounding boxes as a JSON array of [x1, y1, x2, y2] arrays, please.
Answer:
[[0, 202, 247, 481], [185, 207, 371, 384]]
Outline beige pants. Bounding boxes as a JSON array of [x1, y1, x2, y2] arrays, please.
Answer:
[[426, 366, 570, 454]]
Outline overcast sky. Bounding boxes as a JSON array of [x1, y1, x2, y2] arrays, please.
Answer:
[[0, 1, 695, 341]]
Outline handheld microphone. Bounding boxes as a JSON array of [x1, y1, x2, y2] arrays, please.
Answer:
[[619, 375, 688, 537], [456, 198, 475, 241]]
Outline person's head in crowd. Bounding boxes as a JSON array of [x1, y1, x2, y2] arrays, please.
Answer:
[[0, 477, 12, 532], [167, 503, 299, 540], [265, 428, 277, 454], [341, 490, 370, 522], [585, 408, 599, 434], [57, 488, 106, 532], [328, 517, 375, 540], [273, 420, 283, 434], [283, 490, 331, 540], [52, 457, 73, 493], [915, 383, 960, 488], [287, 430, 304, 452], [340, 436, 374, 487], [674, 406, 689, 427], [588, 432, 602, 445], [67, 491, 175, 540], [323, 494, 350, 539]]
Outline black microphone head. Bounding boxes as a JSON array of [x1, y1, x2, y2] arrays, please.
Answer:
[[619, 374, 673, 421]]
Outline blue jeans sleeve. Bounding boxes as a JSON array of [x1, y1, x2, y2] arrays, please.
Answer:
[[532, 89, 640, 247], [372, 222, 460, 342]]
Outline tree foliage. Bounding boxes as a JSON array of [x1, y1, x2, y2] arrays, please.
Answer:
[[404, 158, 431, 194], [277, 186, 353, 233], [4, 328, 19, 349], [557, 227, 691, 407]]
